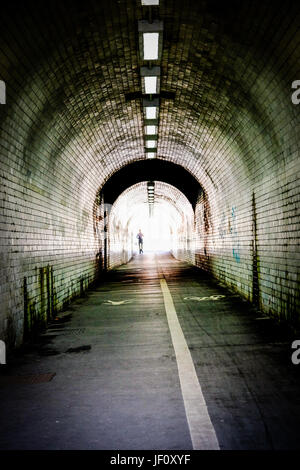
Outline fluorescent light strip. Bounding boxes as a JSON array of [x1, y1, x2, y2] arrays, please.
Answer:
[[144, 76, 158, 94], [145, 140, 156, 148], [143, 32, 159, 60], [145, 106, 158, 119], [145, 125, 156, 135]]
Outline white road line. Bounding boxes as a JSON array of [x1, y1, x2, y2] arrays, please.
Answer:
[[160, 278, 220, 450]]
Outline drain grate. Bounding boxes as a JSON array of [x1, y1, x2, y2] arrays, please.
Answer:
[[62, 328, 86, 336], [46, 328, 85, 337], [0, 372, 56, 386]]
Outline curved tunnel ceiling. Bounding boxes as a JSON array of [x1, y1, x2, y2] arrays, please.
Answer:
[[101, 160, 203, 208], [1, 0, 298, 209]]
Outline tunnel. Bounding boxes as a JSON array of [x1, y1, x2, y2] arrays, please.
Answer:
[[0, 0, 299, 452]]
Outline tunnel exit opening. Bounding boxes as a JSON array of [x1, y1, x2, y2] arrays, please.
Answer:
[[95, 180, 196, 270], [93, 159, 204, 271]]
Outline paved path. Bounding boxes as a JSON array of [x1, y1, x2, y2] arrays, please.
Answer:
[[0, 253, 299, 450]]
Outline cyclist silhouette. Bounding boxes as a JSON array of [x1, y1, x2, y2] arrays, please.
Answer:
[[137, 229, 144, 254]]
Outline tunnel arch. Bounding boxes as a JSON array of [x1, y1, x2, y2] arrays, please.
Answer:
[[99, 159, 204, 208], [106, 181, 196, 268]]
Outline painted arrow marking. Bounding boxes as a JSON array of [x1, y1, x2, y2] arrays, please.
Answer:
[[184, 295, 226, 302]]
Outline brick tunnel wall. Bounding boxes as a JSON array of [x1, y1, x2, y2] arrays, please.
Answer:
[[155, 1, 300, 326], [107, 216, 133, 270], [174, 126, 299, 326], [161, 184, 195, 265], [0, 123, 101, 348]]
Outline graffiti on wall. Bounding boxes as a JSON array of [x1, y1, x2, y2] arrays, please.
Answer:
[[230, 206, 240, 263], [218, 212, 226, 239], [217, 208, 240, 262]]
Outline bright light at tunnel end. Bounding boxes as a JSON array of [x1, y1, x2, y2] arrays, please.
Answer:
[[108, 181, 194, 255]]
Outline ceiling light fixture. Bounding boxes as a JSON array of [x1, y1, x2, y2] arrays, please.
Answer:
[[138, 20, 163, 61], [143, 33, 159, 60], [146, 152, 156, 159], [145, 125, 157, 135], [145, 140, 157, 148], [145, 76, 157, 94], [141, 66, 161, 95], [147, 181, 155, 216], [145, 106, 158, 119], [143, 97, 159, 120]]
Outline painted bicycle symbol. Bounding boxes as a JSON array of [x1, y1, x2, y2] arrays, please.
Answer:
[[183, 295, 226, 302]]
